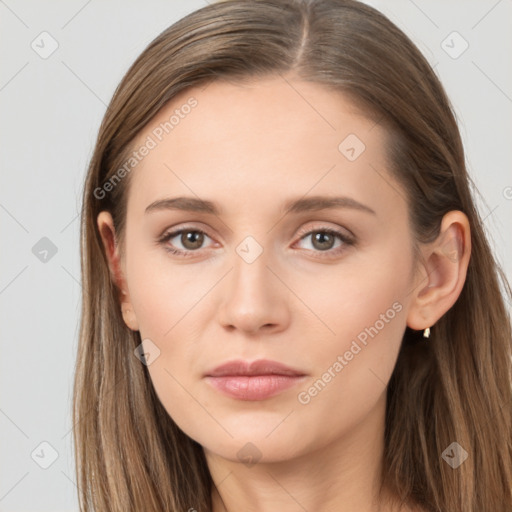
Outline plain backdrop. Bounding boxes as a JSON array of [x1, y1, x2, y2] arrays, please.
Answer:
[[1, 1, 511, 510]]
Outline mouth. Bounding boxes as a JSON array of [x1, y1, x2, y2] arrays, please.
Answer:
[[204, 359, 307, 401]]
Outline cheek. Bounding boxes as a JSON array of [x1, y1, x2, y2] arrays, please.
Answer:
[[288, 243, 412, 407], [294, 240, 412, 347], [126, 243, 211, 339], [125, 251, 217, 440]]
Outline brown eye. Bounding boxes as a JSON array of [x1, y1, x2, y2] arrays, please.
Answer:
[[310, 231, 336, 251], [294, 227, 355, 259], [158, 227, 214, 256], [180, 230, 205, 250]]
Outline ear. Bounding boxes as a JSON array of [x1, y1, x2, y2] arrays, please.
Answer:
[[97, 211, 139, 331], [407, 210, 471, 332]]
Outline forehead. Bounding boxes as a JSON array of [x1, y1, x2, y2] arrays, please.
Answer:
[[125, 76, 398, 217]]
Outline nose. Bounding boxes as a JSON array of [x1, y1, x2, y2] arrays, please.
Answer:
[[217, 246, 291, 335]]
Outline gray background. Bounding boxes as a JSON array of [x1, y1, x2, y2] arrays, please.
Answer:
[[1, 1, 511, 510]]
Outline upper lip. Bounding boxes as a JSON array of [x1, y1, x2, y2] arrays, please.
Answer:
[[205, 359, 306, 377]]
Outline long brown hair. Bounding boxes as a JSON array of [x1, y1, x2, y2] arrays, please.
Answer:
[[74, 0, 512, 510]]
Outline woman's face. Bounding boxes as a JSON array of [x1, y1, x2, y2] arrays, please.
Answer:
[[104, 76, 420, 462]]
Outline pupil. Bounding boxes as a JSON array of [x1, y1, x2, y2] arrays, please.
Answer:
[[313, 232, 334, 250], [183, 231, 203, 249]]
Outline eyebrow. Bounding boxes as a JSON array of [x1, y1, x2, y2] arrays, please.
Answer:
[[144, 195, 376, 216]]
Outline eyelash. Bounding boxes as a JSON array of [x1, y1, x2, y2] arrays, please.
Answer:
[[157, 225, 355, 259]]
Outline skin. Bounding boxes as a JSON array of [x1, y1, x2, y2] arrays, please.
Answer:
[[97, 75, 470, 512]]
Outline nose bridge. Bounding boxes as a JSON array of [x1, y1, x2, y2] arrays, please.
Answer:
[[232, 236, 270, 292], [230, 234, 276, 304], [217, 233, 289, 333]]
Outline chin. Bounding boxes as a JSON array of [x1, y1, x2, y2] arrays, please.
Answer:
[[201, 436, 308, 465]]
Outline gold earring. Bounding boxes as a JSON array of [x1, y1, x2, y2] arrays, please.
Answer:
[[423, 327, 431, 338]]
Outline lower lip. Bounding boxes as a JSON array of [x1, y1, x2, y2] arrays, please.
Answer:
[[205, 374, 306, 401]]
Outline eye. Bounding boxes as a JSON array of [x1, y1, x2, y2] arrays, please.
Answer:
[[157, 225, 355, 259], [157, 227, 215, 257], [294, 227, 354, 257]]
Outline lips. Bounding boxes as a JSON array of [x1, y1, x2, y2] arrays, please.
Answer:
[[204, 359, 307, 401], [205, 359, 306, 377]]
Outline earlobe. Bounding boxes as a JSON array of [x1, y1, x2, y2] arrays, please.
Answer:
[[97, 211, 140, 331], [406, 211, 471, 332], [121, 305, 140, 332]]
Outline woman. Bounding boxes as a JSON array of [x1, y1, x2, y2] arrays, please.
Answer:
[[73, 0, 512, 510]]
